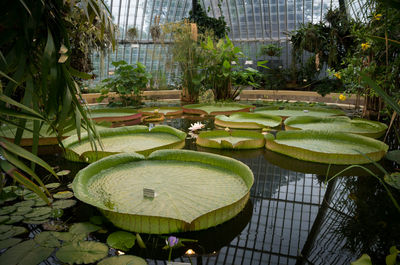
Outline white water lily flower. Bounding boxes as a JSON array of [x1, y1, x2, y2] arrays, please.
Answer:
[[188, 122, 204, 132]]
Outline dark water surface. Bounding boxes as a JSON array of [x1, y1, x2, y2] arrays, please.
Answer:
[[17, 115, 400, 265]]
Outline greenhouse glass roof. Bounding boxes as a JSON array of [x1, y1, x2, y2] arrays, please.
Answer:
[[92, 0, 363, 80]]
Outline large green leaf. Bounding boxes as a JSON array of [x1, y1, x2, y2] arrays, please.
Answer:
[[56, 241, 109, 264], [63, 125, 187, 163], [265, 130, 388, 164], [196, 130, 265, 149], [182, 102, 255, 115], [72, 150, 253, 234], [138, 106, 183, 116], [106, 231, 136, 251], [215, 112, 282, 129], [98, 255, 148, 265], [89, 107, 142, 122], [255, 106, 345, 118], [284, 116, 388, 138], [69, 222, 100, 235], [0, 240, 54, 265]]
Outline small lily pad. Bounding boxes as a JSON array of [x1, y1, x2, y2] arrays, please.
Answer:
[[34, 198, 52, 207], [386, 150, 400, 164], [56, 170, 71, 176], [53, 191, 74, 199], [384, 172, 400, 190], [0, 230, 15, 240], [69, 222, 100, 235], [0, 240, 54, 265], [11, 226, 28, 237], [5, 215, 24, 224], [45, 182, 61, 189], [98, 255, 148, 265], [14, 189, 32, 197], [67, 183, 73, 189], [13, 206, 33, 216], [106, 231, 136, 251], [56, 241, 109, 264], [13, 200, 35, 208], [0, 216, 10, 224], [24, 207, 51, 218], [0, 238, 22, 250], [42, 221, 68, 231], [0, 225, 11, 233], [51, 231, 86, 242], [4, 196, 17, 202], [34, 231, 62, 248], [24, 193, 41, 200], [0, 226, 27, 240], [23, 219, 50, 225], [0, 205, 16, 215], [52, 199, 77, 209]]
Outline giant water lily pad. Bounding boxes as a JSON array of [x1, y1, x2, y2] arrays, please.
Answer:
[[138, 106, 183, 116], [196, 130, 265, 149], [214, 113, 282, 129], [183, 103, 254, 115], [56, 241, 109, 264], [284, 116, 388, 138], [255, 106, 345, 119], [265, 130, 388, 164], [89, 107, 142, 123], [63, 125, 186, 163], [72, 150, 254, 234]]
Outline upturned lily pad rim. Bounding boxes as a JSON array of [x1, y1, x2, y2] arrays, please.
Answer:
[[265, 130, 388, 165], [196, 130, 266, 149], [182, 102, 255, 115], [89, 107, 142, 122], [72, 150, 254, 234], [138, 106, 183, 116], [284, 116, 388, 138], [255, 105, 346, 117], [214, 112, 282, 129], [62, 125, 187, 162]]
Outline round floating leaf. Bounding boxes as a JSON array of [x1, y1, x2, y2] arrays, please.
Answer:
[[2, 186, 18, 193], [51, 231, 86, 242], [45, 182, 61, 189], [0, 216, 10, 224], [53, 191, 74, 199], [106, 231, 136, 251], [63, 125, 186, 163], [23, 219, 50, 225], [139, 106, 183, 116], [34, 198, 52, 207], [284, 116, 388, 138], [13, 206, 32, 216], [72, 150, 254, 234], [0, 230, 15, 240], [89, 107, 142, 123], [56, 170, 70, 176], [34, 231, 61, 248], [215, 112, 282, 129], [183, 102, 254, 115], [255, 106, 345, 118], [69, 222, 101, 235], [24, 207, 51, 218], [14, 189, 32, 197], [265, 130, 389, 165], [98, 255, 148, 265], [24, 192, 41, 200], [0, 240, 54, 265], [384, 172, 400, 190], [0, 238, 22, 250], [67, 183, 73, 189], [196, 130, 265, 149], [386, 150, 400, 164], [0, 226, 28, 240], [13, 200, 35, 208], [5, 215, 24, 224], [52, 199, 77, 209], [0, 225, 11, 233], [56, 241, 109, 264], [0, 205, 16, 215]]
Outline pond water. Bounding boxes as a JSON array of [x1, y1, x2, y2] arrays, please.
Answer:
[[2, 114, 399, 265]]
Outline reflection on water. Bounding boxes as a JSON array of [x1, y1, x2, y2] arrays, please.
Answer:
[[33, 115, 399, 265]]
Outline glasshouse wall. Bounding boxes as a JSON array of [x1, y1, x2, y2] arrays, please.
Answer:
[[88, 0, 342, 88]]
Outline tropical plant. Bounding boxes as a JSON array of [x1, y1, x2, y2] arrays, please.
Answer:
[[161, 21, 207, 103], [98, 60, 151, 106], [188, 0, 229, 39], [150, 15, 161, 41], [126, 26, 138, 41], [0, 0, 115, 201], [259, 43, 283, 57]]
